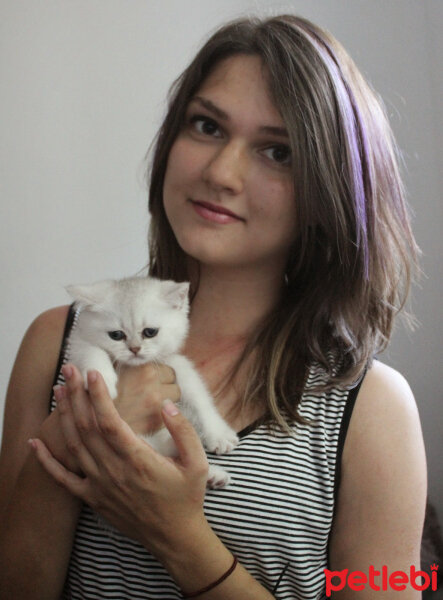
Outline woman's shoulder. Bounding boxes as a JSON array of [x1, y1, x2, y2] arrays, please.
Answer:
[[0, 306, 72, 488], [341, 357, 426, 500], [10, 305, 71, 383], [26, 305, 71, 342], [352, 359, 418, 423], [330, 361, 427, 572], [345, 359, 421, 452], [361, 357, 413, 392], [4, 305, 71, 420], [329, 358, 427, 568]]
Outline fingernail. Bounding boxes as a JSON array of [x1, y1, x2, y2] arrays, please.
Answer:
[[53, 385, 66, 402], [27, 439, 37, 450], [162, 399, 180, 417], [62, 365, 73, 380], [88, 371, 97, 385]]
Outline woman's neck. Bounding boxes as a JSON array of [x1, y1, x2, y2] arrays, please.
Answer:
[[187, 263, 285, 344]]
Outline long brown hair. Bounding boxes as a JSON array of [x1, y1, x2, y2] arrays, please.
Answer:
[[146, 15, 419, 431]]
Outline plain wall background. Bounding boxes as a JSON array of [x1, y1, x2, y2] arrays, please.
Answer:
[[1, 1, 442, 522]]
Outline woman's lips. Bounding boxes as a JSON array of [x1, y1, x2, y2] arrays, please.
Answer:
[[190, 200, 243, 224]]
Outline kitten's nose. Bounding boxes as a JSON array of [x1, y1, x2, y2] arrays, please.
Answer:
[[129, 346, 141, 355]]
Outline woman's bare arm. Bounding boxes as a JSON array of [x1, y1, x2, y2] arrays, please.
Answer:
[[31, 366, 277, 599], [328, 360, 427, 599], [0, 306, 81, 600]]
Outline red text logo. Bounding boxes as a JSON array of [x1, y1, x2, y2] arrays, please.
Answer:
[[324, 564, 438, 596]]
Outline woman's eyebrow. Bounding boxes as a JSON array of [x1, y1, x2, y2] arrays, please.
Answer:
[[260, 125, 289, 138], [192, 96, 228, 120], [190, 96, 289, 139]]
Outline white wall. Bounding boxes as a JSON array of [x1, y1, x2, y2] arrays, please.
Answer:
[[1, 1, 441, 519]]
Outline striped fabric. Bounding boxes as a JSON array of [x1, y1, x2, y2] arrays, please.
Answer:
[[51, 305, 361, 599]]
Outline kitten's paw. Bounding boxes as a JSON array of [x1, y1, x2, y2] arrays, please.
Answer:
[[204, 426, 239, 455], [99, 372, 118, 399], [83, 370, 118, 399], [106, 382, 118, 400], [82, 370, 90, 391], [207, 464, 231, 489]]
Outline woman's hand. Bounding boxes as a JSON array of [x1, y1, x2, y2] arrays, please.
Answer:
[[29, 364, 210, 558], [43, 362, 180, 472], [114, 363, 181, 435]]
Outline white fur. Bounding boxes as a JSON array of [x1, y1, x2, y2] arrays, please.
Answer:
[[66, 276, 238, 489]]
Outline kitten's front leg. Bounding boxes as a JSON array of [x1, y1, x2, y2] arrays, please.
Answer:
[[68, 339, 118, 399], [207, 464, 232, 488], [166, 355, 239, 455]]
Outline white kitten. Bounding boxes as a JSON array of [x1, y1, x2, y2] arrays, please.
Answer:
[[66, 276, 238, 489]]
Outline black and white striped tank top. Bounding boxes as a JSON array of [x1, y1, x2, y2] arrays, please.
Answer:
[[51, 305, 363, 600]]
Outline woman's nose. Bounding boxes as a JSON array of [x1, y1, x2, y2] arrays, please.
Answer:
[[202, 141, 246, 194]]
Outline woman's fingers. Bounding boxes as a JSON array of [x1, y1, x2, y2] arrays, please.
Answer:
[[61, 364, 137, 464], [86, 370, 143, 458], [157, 363, 177, 384], [161, 401, 208, 474], [122, 362, 176, 386], [30, 438, 89, 499], [163, 383, 181, 403], [62, 364, 115, 456], [137, 362, 176, 384], [54, 384, 98, 476], [62, 364, 97, 431], [59, 363, 182, 472]]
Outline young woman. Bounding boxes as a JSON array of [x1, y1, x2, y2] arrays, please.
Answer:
[[0, 14, 427, 600]]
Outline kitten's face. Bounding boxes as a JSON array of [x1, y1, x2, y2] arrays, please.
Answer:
[[91, 306, 187, 366], [68, 278, 190, 366]]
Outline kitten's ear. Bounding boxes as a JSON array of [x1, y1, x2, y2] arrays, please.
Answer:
[[65, 280, 115, 311], [161, 281, 190, 311]]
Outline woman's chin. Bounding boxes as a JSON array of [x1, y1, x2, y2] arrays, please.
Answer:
[[179, 241, 245, 269], [172, 227, 240, 265]]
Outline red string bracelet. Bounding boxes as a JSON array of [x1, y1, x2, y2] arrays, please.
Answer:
[[182, 555, 238, 598]]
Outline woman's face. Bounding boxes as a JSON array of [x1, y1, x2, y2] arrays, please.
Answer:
[[163, 54, 297, 275]]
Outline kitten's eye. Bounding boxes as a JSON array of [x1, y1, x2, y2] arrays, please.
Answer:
[[108, 330, 126, 341], [142, 328, 159, 339]]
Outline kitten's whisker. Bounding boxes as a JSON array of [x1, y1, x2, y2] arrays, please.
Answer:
[[152, 358, 160, 371]]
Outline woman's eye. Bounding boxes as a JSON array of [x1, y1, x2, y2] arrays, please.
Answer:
[[263, 145, 291, 166], [142, 328, 159, 339], [108, 330, 126, 341], [189, 115, 222, 138]]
